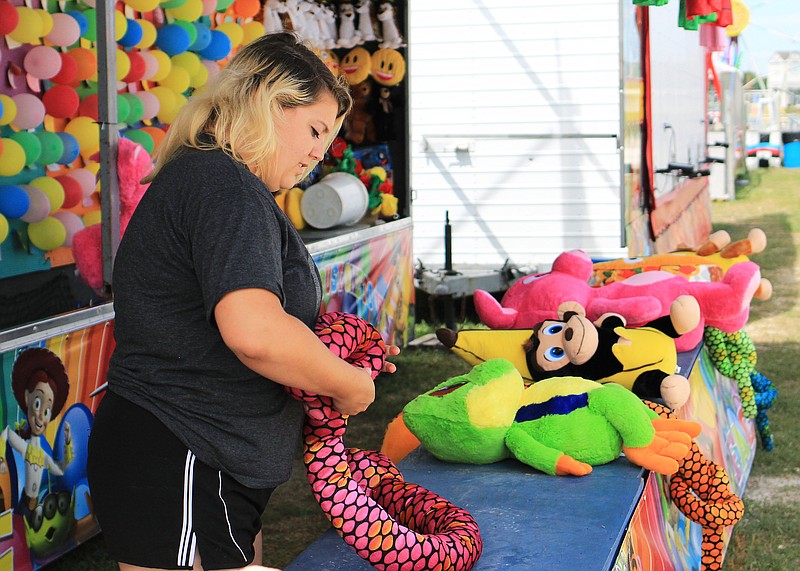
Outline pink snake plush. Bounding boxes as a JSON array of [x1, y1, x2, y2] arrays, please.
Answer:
[[285, 312, 483, 570]]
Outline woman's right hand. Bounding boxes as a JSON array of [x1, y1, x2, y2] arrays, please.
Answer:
[[332, 367, 376, 416]]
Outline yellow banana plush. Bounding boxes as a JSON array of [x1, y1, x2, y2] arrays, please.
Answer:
[[284, 187, 306, 230], [436, 328, 534, 382]]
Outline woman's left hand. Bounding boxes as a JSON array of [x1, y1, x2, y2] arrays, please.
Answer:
[[381, 344, 400, 374]]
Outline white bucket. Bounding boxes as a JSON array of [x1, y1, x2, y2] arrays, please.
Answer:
[[300, 172, 369, 229]]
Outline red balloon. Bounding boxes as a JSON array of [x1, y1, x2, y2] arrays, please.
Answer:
[[56, 174, 83, 209], [123, 51, 147, 83], [42, 85, 80, 119], [0, 1, 19, 35], [51, 53, 78, 85], [78, 93, 99, 122]]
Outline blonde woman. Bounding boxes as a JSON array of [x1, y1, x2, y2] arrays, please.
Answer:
[[87, 32, 398, 571]]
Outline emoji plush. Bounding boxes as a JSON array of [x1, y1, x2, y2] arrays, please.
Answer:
[[370, 48, 406, 86], [438, 295, 700, 409], [402, 359, 700, 476], [474, 249, 771, 352], [340, 46, 371, 84]]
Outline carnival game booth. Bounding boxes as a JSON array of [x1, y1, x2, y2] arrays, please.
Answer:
[[0, 1, 412, 568]]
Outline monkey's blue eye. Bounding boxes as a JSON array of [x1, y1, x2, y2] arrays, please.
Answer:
[[544, 347, 565, 362], [544, 324, 564, 335]]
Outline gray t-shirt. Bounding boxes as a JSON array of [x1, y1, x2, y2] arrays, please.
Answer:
[[107, 146, 320, 489]]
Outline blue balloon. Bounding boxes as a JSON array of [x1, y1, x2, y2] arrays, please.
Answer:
[[156, 24, 191, 56], [198, 29, 231, 62], [190, 22, 212, 52], [56, 132, 81, 165], [66, 10, 88, 37], [0, 185, 31, 219], [118, 18, 143, 48]]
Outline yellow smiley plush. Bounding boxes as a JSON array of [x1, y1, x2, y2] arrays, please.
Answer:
[[371, 48, 405, 87], [317, 49, 340, 77], [341, 46, 371, 85]]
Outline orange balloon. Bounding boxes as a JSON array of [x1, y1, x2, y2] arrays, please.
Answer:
[[233, 0, 259, 18], [69, 47, 98, 82], [140, 126, 166, 152]]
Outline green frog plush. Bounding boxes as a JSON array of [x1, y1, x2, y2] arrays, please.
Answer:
[[402, 358, 700, 476]]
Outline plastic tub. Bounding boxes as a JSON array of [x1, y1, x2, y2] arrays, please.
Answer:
[[784, 141, 800, 168], [300, 172, 369, 229]]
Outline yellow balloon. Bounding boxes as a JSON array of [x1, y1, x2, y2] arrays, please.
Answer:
[[216, 22, 244, 48], [171, 52, 201, 76], [116, 49, 132, 81], [149, 50, 172, 83], [149, 86, 177, 122], [125, 0, 161, 11], [726, 0, 751, 37], [159, 92, 186, 124], [28, 217, 66, 251], [189, 63, 209, 88], [159, 66, 191, 93], [0, 138, 26, 177], [37, 9, 54, 37], [29, 176, 65, 213], [64, 116, 100, 160], [241, 21, 264, 46], [114, 9, 128, 41], [9, 7, 43, 44], [167, 0, 202, 21], [0, 95, 17, 126], [85, 161, 101, 194], [137, 19, 157, 49], [0, 213, 8, 245], [83, 209, 102, 226]]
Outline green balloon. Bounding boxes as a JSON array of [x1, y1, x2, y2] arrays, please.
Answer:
[[122, 93, 144, 124], [35, 131, 65, 166], [10, 131, 42, 167], [82, 8, 97, 42], [160, 0, 188, 8], [215, 0, 234, 10], [173, 20, 197, 47], [116, 94, 131, 124], [123, 130, 154, 155]]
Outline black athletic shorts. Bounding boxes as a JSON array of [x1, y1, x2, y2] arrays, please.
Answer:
[[87, 391, 274, 570]]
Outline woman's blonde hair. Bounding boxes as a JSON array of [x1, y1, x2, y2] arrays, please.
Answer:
[[143, 32, 352, 186]]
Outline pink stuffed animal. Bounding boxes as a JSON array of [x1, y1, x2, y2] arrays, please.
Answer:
[[474, 249, 770, 352], [72, 137, 152, 290]]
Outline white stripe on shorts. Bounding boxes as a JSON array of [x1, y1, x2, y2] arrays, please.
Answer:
[[218, 471, 247, 563], [178, 450, 197, 567]]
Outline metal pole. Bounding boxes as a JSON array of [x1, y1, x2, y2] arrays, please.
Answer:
[[96, 0, 120, 296]]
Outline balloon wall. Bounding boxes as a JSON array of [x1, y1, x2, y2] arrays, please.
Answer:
[[0, 0, 255, 279]]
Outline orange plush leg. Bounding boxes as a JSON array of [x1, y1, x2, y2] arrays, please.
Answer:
[[380, 412, 421, 463]]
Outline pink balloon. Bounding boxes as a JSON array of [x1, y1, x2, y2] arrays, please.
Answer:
[[135, 91, 160, 120], [46, 13, 81, 47], [24, 45, 63, 80], [202, 59, 220, 82], [20, 185, 50, 223], [53, 211, 85, 247], [201, 0, 217, 15], [11, 93, 46, 130], [140, 51, 159, 81], [68, 168, 97, 198]]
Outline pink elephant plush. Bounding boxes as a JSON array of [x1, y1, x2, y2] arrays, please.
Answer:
[[474, 249, 770, 352]]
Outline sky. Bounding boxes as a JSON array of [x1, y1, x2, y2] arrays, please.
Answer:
[[736, 0, 800, 74]]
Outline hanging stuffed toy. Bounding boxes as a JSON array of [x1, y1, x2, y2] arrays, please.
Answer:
[[377, 1, 404, 48], [340, 46, 372, 85], [356, 0, 379, 43], [288, 312, 483, 571], [337, 2, 361, 48], [72, 137, 152, 291], [402, 358, 701, 476], [371, 48, 406, 87], [437, 295, 701, 410], [343, 78, 377, 145], [644, 401, 744, 571], [474, 249, 771, 353]]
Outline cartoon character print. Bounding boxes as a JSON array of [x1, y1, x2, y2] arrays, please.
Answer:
[[0, 348, 73, 518]]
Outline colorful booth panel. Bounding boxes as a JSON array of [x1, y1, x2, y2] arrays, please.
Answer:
[[614, 346, 756, 570], [0, 319, 113, 570], [311, 219, 414, 348]]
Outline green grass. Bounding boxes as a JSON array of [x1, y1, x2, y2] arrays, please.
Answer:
[[48, 168, 799, 570]]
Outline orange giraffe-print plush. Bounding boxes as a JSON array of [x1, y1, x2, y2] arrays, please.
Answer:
[[644, 401, 745, 571], [285, 312, 483, 571]]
